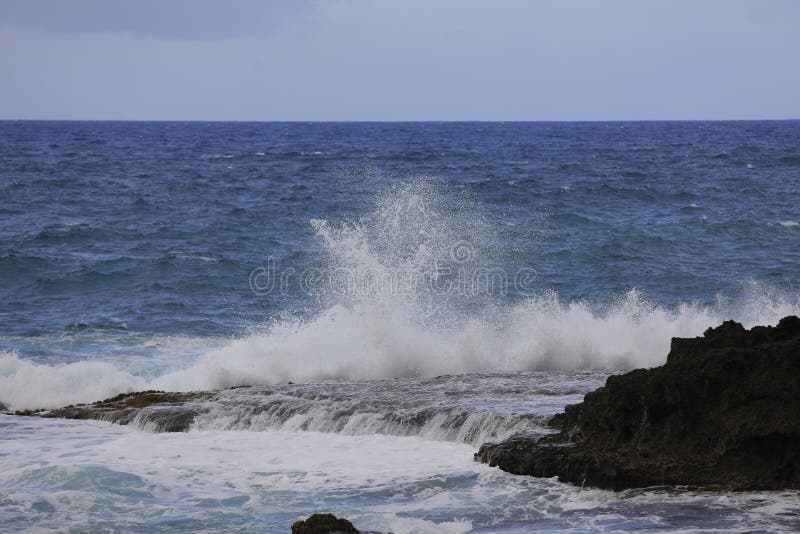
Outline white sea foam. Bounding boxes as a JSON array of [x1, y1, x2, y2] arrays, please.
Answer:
[[3, 416, 796, 533], [1, 182, 798, 411], [148, 286, 799, 395], [2, 288, 796, 413], [0, 352, 146, 410], [779, 220, 799, 227], [0, 416, 504, 532], [167, 250, 220, 262]]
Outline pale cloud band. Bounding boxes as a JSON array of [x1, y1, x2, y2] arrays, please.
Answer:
[[1, 0, 798, 120]]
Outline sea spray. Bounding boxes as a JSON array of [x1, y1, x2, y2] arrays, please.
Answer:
[[1, 182, 799, 410]]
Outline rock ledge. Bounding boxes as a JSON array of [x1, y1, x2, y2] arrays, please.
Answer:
[[477, 316, 800, 490], [13, 390, 212, 432]]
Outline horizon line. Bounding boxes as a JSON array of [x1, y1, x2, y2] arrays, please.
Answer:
[[1, 118, 799, 123]]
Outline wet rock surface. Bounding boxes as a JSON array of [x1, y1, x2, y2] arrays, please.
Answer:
[[477, 316, 800, 490], [291, 513, 359, 534], [7, 373, 577, 441], [13, 390, 214, 432]]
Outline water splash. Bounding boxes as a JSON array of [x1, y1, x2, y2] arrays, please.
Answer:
[[1, 182, 798, 410]]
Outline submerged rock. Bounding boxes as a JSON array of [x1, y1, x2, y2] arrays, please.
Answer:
[[22, 390, 213, 432], [291, 513, 359, 534], [477, 316, 800, 490]]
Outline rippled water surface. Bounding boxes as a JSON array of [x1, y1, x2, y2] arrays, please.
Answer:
[[1, 121, 799, 531]]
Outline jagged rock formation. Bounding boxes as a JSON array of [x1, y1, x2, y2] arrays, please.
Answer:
[[477, 316, 800, 490], [291, 513, 359, 534]]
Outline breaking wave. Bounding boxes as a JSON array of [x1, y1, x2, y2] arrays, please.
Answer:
[[2, 182, 798, 411]]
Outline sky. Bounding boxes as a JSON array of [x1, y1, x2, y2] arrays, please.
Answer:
[[0, 0, 798, 121]]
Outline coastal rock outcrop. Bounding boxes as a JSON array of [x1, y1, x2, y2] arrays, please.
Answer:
[[14, 390, 212, 432], [477, 316, 800, 490], [291, 513, 359, 534]]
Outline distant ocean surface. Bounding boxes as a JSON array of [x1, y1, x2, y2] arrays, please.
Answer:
[[1, 121, 799, 532]]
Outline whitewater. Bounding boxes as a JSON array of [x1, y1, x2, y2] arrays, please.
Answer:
[[2, 120, 799, 532], [2, 181, 798, 411]]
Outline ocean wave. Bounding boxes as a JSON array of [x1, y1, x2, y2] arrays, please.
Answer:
[[2, 181, 799, 411], [150, 288, 796, 391], [0, 351, 147, 410], [1, 286, 798, 412]]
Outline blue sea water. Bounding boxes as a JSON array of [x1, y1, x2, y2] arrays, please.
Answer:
[[1, 121, 799, 532]]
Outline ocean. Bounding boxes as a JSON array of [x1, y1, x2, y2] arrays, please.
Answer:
[[1, 121, 799, 532]]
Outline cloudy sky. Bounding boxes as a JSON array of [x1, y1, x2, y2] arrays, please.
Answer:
[[1, 0, 798, 120]]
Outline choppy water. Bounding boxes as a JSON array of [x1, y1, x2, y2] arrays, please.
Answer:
[[1, 121, 799, 532]]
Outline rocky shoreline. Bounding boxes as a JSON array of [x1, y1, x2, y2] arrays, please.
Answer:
[[8, 317, 799, 493], [10, 390, 213, 432], [477, 316, 800, 490]]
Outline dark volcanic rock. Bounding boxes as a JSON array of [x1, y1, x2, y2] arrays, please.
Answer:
[[28, 390, 213, 432], [291, 513, 359, 534], [477, 316, 800, 490]]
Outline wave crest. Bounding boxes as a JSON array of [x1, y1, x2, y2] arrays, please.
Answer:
[[2, 182, 798, 411]]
